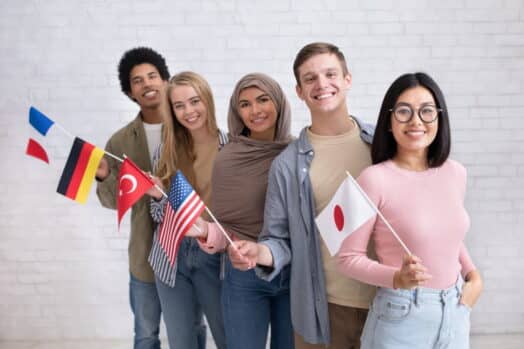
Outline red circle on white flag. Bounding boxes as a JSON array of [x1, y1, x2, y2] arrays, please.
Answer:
[[334, 205, 344, 231]]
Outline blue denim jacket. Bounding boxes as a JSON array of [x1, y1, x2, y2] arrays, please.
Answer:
[[256, 116, 374, 345]]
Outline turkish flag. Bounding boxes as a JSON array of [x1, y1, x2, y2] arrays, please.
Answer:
[[117, 158, 155, 229]]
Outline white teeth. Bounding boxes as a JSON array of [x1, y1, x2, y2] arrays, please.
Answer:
[[405, 130, 425, 135], [251, 116, 266, 124], [144, 91, 156, 97], [185, 116, 198, 123], [315, 93, 333, 100]]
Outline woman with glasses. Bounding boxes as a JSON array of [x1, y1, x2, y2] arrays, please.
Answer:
[[337, 72, 483, 349]]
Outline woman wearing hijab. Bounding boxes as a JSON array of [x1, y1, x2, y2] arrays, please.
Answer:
[[187, 73, 294, 349]]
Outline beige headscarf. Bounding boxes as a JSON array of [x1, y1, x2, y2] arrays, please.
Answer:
[[228, 73, 291, 141], [211, 73, 292, 241]]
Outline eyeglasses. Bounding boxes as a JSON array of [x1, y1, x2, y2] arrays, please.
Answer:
[[389, 104, 442, 123]]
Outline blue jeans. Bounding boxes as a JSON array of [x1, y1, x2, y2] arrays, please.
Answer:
[[222, 258, 294, 349], [155, 238, 226, 349], [129, 273, 162, 349], [361, 277, 470, 349]]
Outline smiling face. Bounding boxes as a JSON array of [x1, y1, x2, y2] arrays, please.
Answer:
[[128, 63, 167, 109], [237, 87, 278, 141], [391, 86, 439, 160], [170, 84, 208, 133], [295, 53, 351, 117]]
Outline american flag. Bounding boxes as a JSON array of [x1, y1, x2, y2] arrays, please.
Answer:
[[159, 171, 205, 266]]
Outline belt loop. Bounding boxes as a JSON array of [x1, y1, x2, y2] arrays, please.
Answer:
[[413, 287, 419, 306]]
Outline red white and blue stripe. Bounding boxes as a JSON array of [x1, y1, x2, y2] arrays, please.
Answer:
[[158, 171, 205, 266]]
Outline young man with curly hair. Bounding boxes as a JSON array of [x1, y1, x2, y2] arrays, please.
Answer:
[[95, 47, 173, 349]]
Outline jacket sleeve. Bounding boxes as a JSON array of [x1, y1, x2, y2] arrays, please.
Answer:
[[150, 196, 167, 224], [256, 160, 292, 281], [96, 138, 120, 210]]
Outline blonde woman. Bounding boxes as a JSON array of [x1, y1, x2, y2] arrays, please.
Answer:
[[148, 71, 227, 349]]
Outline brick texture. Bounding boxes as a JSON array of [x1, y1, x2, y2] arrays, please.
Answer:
[[1, 0, 523, 340]]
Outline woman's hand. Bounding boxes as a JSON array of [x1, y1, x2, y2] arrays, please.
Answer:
[[228, 240, 258, 271], [186, 217, 208, 239], [393, 254, 432, 289], [460, 270, 483, 308]]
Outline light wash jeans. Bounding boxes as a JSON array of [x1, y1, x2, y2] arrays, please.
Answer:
[[129, 273, 162, 349], [155, 238, 226, 349], [361, 277, 470, 349], [222, 257, 294, 349]]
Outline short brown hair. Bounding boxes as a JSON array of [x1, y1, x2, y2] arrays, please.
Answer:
[[293, 42, 349, 86]]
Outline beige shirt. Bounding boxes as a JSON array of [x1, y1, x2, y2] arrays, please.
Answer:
[[193, 138, 219, 220], [308, 121, 376, 308]]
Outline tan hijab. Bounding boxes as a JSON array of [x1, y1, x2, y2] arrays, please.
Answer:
[[211, 73, 292, 241]]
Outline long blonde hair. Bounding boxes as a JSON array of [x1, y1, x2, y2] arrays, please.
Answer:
[[155, 71, 219, 188]]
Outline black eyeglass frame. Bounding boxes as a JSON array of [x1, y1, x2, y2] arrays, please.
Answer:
[[389, 104, 442, 124]]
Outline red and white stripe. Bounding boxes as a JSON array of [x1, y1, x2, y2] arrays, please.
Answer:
[[158, 191, 205, 265]]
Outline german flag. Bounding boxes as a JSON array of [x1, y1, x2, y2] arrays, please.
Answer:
[[57, 137, 105, 204]]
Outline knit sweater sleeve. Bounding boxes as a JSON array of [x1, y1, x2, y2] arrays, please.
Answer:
[[337, 166, 398, 288]]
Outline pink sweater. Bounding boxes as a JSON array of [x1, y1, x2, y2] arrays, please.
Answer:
[[337, 159, 476, 289], [197, 223, 229, 254]]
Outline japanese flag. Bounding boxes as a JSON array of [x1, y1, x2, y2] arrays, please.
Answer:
[[315, 176, 376, 256]]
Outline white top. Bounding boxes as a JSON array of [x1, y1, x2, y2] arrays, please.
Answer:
[[142, 122, 162, 166]]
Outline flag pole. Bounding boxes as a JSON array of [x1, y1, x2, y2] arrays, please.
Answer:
[[30, 107, 124, 163], [52, 122, 76, 139], [120, 154, 202, 235], [144, 170, 205, 235], [204, 206, 237, 249], [105, 151, 124, 163], [345, 171, 412, 255], [50, 117, 125, 163]]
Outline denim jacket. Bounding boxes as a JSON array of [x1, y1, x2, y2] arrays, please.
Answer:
[[256, 116, 374, 345]]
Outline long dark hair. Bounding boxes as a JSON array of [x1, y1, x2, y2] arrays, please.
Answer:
[[372, 72, 451, 167]]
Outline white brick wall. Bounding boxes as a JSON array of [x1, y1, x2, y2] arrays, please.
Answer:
[[1, 0, 523, 340]]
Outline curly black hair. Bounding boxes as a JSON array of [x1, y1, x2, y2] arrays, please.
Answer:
[[117, 47, 170, 96]]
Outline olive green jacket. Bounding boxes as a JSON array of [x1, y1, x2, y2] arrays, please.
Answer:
[[96, 114, 156, 282]]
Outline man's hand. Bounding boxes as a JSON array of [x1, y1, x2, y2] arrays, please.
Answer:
[[96, 157, 110, 180], [146, 175, 164, 200]]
